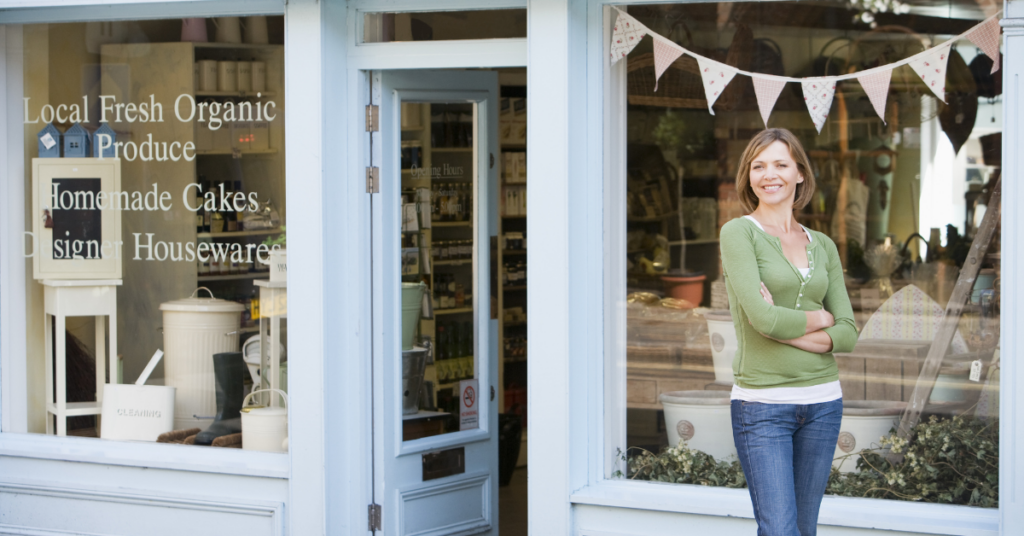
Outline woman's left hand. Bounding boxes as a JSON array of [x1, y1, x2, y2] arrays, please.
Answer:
[[759, 282, 774, 305]]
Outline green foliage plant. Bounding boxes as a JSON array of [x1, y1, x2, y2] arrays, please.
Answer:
[[624, 415, 998, 507]]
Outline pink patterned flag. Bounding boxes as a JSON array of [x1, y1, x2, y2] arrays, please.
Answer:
[[652, 36, 685, 91], [908, 42, 953, 103], [696, 57, 738, 115], [801, 78, 837, 133], [753, 76, 787, 127], [610, 12, 647, 64], [857, 68, 892, 123], [967, 16, 1001, 74]]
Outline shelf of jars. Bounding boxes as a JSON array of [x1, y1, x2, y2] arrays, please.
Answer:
[[198, 273, 269, 282], [197, 228, 284, 239]]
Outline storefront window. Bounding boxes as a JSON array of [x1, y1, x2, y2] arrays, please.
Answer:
[[363, 10, 527, 43], [14, 16, 289, 451], [615, 2, 1001, 507]]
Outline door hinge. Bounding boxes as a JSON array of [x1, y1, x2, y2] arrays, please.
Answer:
[[365, 105, 380, 132], [366, 167, 380, 194], [368, 503, 382, 531]]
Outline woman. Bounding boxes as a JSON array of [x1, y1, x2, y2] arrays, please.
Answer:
[[719, 128, 857, 536]]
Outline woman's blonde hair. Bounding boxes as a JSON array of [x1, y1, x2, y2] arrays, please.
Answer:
[[735, 128, 816, 213]]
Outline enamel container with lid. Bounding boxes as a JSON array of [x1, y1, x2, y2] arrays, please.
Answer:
[[160, 288, 244, 431]]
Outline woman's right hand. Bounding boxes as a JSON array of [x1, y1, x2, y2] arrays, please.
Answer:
[[806, 309, 834, 333]]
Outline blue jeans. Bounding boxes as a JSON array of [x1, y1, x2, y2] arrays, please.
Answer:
[[731, 399, 843, 536]]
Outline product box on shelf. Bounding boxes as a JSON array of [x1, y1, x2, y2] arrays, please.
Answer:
[[511, 98, 527, 145], [250, 121, 270, 151], [231, 121, 252, 151]]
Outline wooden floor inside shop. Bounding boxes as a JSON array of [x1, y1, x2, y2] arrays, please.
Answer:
[[499, 466, 528, 536]]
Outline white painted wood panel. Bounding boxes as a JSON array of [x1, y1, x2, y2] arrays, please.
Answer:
[[0, 456, 287, 536]]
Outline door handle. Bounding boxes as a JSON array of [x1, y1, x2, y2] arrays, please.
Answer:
[[491, 386, 495, 401], [490, 153, 495, 169]]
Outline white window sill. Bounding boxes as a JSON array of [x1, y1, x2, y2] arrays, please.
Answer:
[[571, 479, 999, 536], [0, 432, 289, 479]]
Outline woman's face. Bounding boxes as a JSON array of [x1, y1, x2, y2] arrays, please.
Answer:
[[749, 140, 803, 209]]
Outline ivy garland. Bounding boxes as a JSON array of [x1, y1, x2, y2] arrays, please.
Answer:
[[625, 415, 999, 507]]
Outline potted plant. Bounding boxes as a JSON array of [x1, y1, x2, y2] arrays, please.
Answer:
[[262, 227, 286, 282]]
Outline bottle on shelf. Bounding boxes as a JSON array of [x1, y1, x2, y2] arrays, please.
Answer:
[[211, 210, 225, 234], [234, 179, 246, 231], [250, 288, 260, 321], [223, 181, 238, 232], [196, 175, 206, 234]]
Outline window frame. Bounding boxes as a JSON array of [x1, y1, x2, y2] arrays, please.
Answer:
[[0, 0, 292, 478], [567, 1, 1011, 534]]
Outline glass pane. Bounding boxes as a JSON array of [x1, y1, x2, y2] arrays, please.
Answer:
[[18, 17, 288, 452], [364, 10, 527, 43], [401, 102, 479, 441], [616, 2, 1001, 508]]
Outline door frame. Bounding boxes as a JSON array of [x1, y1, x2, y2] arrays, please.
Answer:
[[342, 4, 527, 535]]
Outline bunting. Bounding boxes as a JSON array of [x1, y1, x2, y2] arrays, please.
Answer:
[[967, 16, 1001, 74], [612, 6, 1002, 133], [908, 42, 953, 102], [610, 12, 647, 63], [753, 77, 786, 127], [858, 69, 893, 124], [801, 78, 838, 133], [696, 56, 738, 115], [653, 36, 685, 91]]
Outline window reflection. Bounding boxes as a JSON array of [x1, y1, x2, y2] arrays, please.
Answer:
[[619, 2, 1001, 507]]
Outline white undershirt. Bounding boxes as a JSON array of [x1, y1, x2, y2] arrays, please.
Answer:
[[731, 216, 842, 404]]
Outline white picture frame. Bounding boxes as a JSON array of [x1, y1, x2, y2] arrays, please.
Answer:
[[32, 158, 123, 280]]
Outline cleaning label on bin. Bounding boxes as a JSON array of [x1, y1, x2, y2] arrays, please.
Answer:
[[459, 379, 479, 431]]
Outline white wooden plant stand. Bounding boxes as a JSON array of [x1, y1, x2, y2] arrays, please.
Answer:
[[42, 279, 122, 436], [255, 279, 287, 407]]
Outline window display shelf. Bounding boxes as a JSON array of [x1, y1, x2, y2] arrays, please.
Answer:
[[667, 238, 718, 246], [434, 259, 472, 266], [435, 307, 473, 315], [195, 90, 276, 98], [432, 221, 472, 227], [198, 228, 284, 239], [194, 43, 282, 51], [503, 250, 526, 255], [46, 400, 101, 417], [431, 147, 473, 153], [195, 148, 278, 156], [198, 273, 270, 282], [502, 215, 527, 219], [628, 211, 678, 223], [504, 285, 527, 292]]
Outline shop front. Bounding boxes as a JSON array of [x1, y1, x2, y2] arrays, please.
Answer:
[[0, 1, 1021, 535]]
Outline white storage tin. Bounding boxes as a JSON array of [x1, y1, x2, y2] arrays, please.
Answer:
[[160, 288, 244, 431]]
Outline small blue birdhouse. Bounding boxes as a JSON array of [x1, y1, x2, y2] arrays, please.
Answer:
[[63, 123, 90, 158], [37, 123, 61, 158], [92, 123, 116, 158]]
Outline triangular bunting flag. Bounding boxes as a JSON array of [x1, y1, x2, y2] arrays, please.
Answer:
[[696, 57, 738, 115], [967, 16, 1001, 74], [652, 36, 685, 91], [908, 42, 953, 102], [858, 69, 892, 123], [610, 12, 647, 64], [752, 76, 787, 127], [801, 78, 837, 133]]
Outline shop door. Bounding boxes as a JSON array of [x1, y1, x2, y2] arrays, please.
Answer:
[[371, 69, 500, 535]]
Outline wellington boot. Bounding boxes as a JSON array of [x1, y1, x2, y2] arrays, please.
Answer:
[[195, 351, 245, 446]]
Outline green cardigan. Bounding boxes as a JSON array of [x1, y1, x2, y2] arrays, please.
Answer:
[[719, 217, 858, 389]]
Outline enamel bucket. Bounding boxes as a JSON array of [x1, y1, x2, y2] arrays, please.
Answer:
[[160, 288, 243, 431]]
